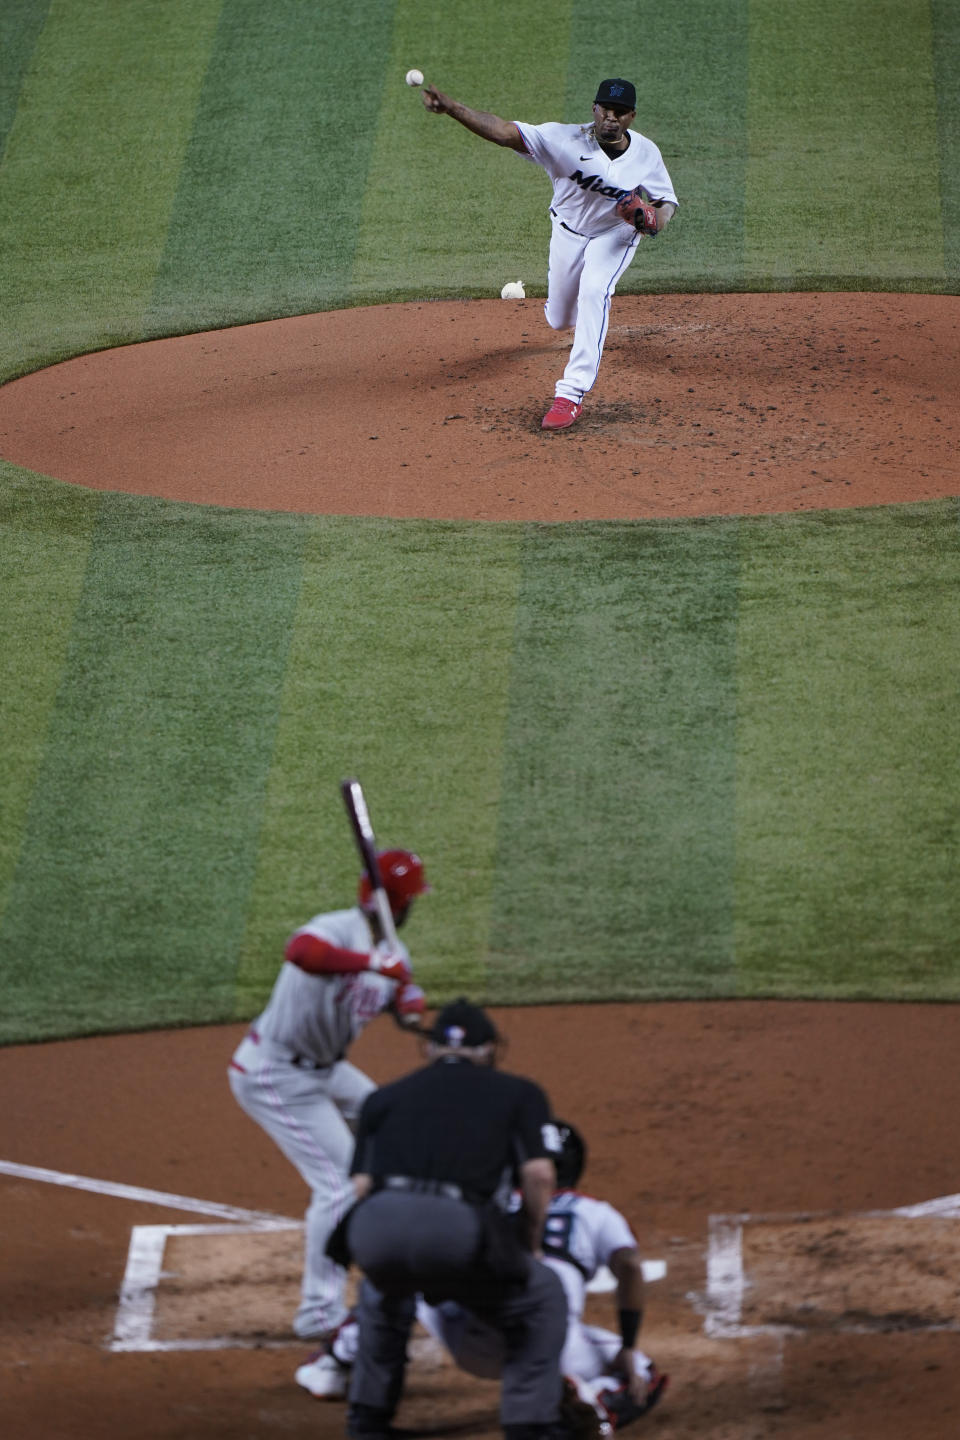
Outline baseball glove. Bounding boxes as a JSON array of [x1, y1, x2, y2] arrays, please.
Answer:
[[615, 186, 660, 236], [558, 1379, 604, 1440]]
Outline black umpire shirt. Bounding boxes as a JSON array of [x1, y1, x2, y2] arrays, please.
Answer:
[[350, 1055, 555, 1201]]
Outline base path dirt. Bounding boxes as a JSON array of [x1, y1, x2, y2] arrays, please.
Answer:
[[2, 1004, 960, 1440], [0, 293, 957, 521], [2, 295, 959, 1439]]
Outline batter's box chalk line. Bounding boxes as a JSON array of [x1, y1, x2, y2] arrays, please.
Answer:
[[111, 1221, 303, 1352], [0, 1157, 656, 1353], [699, 1192, 960, 1339], [110, 1228, 667, 1353], [0, 1159, 298, 1353]]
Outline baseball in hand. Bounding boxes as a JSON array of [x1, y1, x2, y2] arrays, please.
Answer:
[[405, 68, 424, 87]]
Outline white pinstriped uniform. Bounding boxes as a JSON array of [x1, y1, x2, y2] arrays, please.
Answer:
[[513, 121, 678, 402], [228, 907, 405, 1338]]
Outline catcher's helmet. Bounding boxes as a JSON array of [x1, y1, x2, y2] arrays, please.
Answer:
[[554, 1119, 587, 1189], [358, 849, 430, 916]]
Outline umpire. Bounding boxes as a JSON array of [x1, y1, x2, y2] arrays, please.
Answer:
[[341, 998, 569, 1440]]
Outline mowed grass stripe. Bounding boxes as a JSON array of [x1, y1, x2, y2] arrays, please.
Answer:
[[0, 468, 98, 934], [745, 0, 944, 286], [0, 0, 52, 157], [0, 496, 308, 1043], [487, 521, 740, 1001], [148, 0, 398, 333], [2, 494, 958, 1040], [566, 0, 750, 291], [932, 0, 960, 280], [351, 2, 571, 299], [0, 0, 221, 385], [235, 517, 525, 1015], [734, 502, 960, 997]]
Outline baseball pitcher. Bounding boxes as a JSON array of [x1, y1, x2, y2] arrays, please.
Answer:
[[422, 77, 678, 431]]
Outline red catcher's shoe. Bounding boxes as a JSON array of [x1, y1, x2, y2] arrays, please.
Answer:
[[542, 396, 583, 430]]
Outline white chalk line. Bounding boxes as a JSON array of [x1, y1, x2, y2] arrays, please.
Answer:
[[0, 1156, 306, 1352], [4, 1158, 670, 1353], [704, 1215, 745, 1338], [697, 1192, 960, 1417], [0, 1158, 295, 1226], [111, 1232, 667, 1353], [28, 1159, 958, 1359], [703, 1191, 960, 1339], [111, 1221, 303, 1352]]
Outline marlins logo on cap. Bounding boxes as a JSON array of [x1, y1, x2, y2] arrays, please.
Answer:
[[595, 78, 636, 109]]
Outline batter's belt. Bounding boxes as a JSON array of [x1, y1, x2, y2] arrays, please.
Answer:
[[247, 1027, 344, 1071]]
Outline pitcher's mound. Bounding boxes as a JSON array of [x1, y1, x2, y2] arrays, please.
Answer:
[[0, 293, 956, 521]]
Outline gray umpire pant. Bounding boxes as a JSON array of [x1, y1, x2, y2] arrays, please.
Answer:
[[347, 1190, 567, 1427]]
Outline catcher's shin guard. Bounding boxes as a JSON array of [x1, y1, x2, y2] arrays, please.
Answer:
[[595, 1366, 669, 1430]]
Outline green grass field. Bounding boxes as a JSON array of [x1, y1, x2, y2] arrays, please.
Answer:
[[1, 1, 959, 1042]]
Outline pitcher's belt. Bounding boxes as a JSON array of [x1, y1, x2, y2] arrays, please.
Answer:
[[550, 207, 586, 237]]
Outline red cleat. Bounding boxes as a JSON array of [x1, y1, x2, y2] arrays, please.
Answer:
[[542, 396, 583, 430]]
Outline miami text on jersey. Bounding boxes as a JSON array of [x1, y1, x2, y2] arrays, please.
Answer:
[[568, 169, 631, 201]]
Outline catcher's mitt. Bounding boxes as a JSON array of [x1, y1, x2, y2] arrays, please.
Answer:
[[559, 1379, 604, 1440], [615, 186, 660, 236]]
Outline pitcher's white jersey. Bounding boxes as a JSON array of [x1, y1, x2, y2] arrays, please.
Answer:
[[252, 907, 405, 1065], [513, 122, 678, 238]]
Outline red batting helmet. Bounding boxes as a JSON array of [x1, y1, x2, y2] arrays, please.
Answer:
[[358, 849, 431, 915]]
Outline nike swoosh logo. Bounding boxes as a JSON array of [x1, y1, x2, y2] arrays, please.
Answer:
[[580, 155, 593, 160]]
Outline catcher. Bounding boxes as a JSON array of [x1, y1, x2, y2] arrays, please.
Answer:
[[422, 76, 678, 430]]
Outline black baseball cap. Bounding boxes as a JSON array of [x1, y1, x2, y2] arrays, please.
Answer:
[[595, 78, 636, 110], [430, 997, 500, 1048]]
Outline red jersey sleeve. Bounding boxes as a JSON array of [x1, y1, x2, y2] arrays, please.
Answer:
[[284, 932, 369, 974]]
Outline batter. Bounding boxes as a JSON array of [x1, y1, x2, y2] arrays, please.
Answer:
[[227, 849, 429, 1347], [422, 77, 678, 430]]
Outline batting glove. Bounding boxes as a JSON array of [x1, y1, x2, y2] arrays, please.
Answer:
[[368, 942, 412, 983], [392, 982, 426, 1027]]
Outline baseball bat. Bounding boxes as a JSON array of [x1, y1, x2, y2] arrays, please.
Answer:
[[340, 778, 399, 948]]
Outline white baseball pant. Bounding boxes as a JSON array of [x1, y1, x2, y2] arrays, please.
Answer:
[[228, 1034, 375, 1338], [545, 212, 640, 402]]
